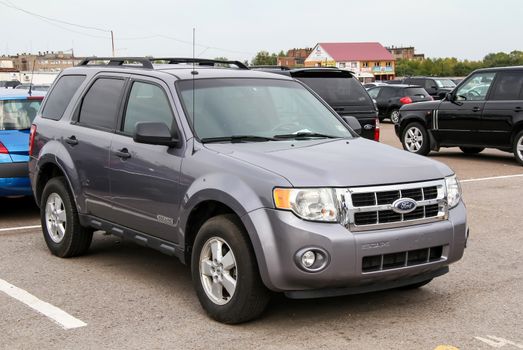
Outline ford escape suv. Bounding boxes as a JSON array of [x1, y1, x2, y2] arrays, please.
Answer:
[[29, 57, 468, 324]]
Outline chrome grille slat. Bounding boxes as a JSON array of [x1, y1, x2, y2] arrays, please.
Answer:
[[337, 180, 448, 232]]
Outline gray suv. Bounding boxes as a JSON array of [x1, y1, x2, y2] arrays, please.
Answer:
[[29, 57, 468, 324]]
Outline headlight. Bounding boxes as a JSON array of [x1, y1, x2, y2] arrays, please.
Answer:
[[273, 188, 338, 222], [445, 175, 462, 209]]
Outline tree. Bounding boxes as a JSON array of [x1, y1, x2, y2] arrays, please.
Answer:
[[251, 50, 279, 66]]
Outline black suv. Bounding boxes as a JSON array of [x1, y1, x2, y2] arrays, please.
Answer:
[[252, 67, 380, 141], [402, 77, 457, 100], [395, 66, 523, 165], [367, 84, 432, 123]]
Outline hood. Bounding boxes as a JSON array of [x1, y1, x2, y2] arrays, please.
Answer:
[[401, 100, 441, 112], [204, 138, 453, 187]]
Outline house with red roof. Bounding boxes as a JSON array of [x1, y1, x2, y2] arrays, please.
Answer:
[[304, 42, 395, 82]]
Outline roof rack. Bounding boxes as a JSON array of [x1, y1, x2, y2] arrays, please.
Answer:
[[151, 58, 248, 69], [77, 57, 248, 70], [78, 57, 154, 69], [249, 65, 291, 71]]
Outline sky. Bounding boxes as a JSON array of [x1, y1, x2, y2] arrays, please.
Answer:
[[1, 0, 522, 62]]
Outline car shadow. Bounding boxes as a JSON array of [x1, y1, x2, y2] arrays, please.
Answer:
[[0, 196, 39, 218]]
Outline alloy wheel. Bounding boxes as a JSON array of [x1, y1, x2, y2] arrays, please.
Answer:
[[199, 237, 238, 305], [45, 193, 67, 243], [404, 126, 424, 152], [391, 110, 400, 124], [517, 134, 523, 161]]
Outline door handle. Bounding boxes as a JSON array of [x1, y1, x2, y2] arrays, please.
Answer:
[[115, 148, 131, 159], [65, 136, 78, 146], [472, 107, 481, 112]]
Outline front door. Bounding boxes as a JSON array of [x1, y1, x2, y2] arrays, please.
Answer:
[[109, 78, 184, 243], [435, 71, 496, 146]]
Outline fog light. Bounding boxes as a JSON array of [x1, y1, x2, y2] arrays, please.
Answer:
[[301, 250, 316, 268]]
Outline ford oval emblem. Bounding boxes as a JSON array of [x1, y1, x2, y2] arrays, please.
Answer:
[[392, 198, 417, 214]]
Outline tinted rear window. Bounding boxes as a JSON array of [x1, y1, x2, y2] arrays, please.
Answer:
[[41, 75, 85, 120], [405, 87, 429, 97], [489, 71, 523, 100], [78, 78, 125, 130], [297, 77, 372, 106]]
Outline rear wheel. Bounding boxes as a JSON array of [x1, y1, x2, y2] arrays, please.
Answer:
[[191, 214, 270, 324], [390, 109, 400, 124], [513, 131, 523, 166], [401, 122, 430, 156], [40, 177, 93, 258], [459, 147, 484, 154]]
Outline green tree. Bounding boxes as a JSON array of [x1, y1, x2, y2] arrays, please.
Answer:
[[251, 50, 280, 66]]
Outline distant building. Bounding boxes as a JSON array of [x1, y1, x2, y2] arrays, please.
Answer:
[[1, 51, 82, 72], [385, 46, 425, 61], [304, 42, 395, 82], [277, 48, 312, 67]]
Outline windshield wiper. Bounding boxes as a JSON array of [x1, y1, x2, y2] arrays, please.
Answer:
[[273, 132, 341, 140], [200, 135, 277, 143]]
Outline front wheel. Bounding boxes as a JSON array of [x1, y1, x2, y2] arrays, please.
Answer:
[[390, 109, 400, 124], [401, 122, 430, 155], [460, 147, 484, 154], [191, 214, 270, 324], [513, 131, 523, 166], [40, 177, 93, 258]]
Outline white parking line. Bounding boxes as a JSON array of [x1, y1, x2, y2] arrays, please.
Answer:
[[0, 225, 41, 233], [462, 173, 523, 183], [0, 278, 87, 330]]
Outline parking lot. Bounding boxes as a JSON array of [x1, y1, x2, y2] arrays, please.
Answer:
[[1, 123, 522, 350]]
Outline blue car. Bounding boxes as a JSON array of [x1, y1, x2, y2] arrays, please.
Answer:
[[0, 89, 45, 197]]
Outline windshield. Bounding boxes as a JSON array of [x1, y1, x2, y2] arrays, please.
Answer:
[[0, 99, 42, 130], [434, 79, 456, 89], [178, 78, 354, 141], [297, 76, 372, 106]]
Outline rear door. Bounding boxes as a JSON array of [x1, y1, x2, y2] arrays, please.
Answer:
[[67, 75, 127, 219], [435, 71, 496, 146], [481, 70, 523, 147], [374, 86, 395, 116], [109, 77, 184, 243]]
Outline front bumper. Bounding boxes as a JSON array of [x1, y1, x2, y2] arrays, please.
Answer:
[[244, 201, 467, 294]]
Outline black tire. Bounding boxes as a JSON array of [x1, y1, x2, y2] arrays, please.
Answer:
[[459, 147, 484, 154], [401, 122, 430, 156], [513, 131, 523, 166], [390, 109, 400, 124], [398, 278, 432, 290], [191, 214, 270, 324], [40, 177, 93, 258]]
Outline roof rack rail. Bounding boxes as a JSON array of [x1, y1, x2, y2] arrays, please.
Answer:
[[151, 58, 248, 69], [249, 65, 291, 70], [78, 57, 154, 69]]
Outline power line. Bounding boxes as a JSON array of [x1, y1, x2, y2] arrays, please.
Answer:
[[0, 0, 110, 33]]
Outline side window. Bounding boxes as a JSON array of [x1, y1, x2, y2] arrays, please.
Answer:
[[42, 75, 86, 120], [379, 87, 395, 99], [424, 79, 435, 90], [367, 87, 380, 99], [489, 72, 523, 101], [123, 81, 175, 135], [456, 72, 496, 101], [79, 78, 125, 129]]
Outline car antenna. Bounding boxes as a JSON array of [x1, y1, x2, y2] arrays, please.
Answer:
[[28, 58, 36, 96], [191, 27, 198, 154]]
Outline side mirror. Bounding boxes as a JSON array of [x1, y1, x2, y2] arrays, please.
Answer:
[[431, 85, 438, 90], [344, 116, 362, 135], [445, 92, 455, 101], [133, 122, 179, 147]]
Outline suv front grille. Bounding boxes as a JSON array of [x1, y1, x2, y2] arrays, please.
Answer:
[[337, 180, 447, 231], [362, 245, 445, 273]]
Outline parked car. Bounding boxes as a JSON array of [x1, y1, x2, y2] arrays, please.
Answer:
[[367, 85, 433, 123], [30, 57, 468, 324], [363, 82, 388, 89], [395, 66, 523, 165], [252, 66, 380, 141], [0, 88, 45, 197], [402, 77, 457, 99], [15, 84, 51, 92], [0, 80, 21, 89]]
